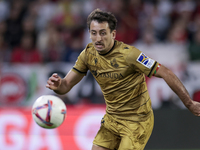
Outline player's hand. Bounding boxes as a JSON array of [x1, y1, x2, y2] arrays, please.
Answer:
[[188, 100, 200, 116], [46, 73, 62, 91]]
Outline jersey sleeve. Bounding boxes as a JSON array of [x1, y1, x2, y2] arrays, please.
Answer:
[[126, 47, 159, 78], [72, 49, 88, 75]]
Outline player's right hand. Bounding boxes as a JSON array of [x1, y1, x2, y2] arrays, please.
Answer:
[[46, 73, 62, 91]]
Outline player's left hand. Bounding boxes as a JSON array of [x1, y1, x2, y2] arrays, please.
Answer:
[[188, 100, 200, 116]]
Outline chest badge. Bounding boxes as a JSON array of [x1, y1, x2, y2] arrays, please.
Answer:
[[110, 58, 119, 68]]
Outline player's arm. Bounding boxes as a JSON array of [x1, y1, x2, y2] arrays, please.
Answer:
[[46, 70, 84, 95], [154, 65, 200, 116]]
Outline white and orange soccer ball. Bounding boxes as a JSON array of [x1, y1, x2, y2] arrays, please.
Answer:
[[32, 95, 67, 129]]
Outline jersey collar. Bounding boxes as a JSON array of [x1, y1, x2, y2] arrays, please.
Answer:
[[98, 41, 116, 56]]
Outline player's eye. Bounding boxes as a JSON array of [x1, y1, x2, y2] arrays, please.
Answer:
[[91, 32, 96, 35], [101, 32, 106, 36]]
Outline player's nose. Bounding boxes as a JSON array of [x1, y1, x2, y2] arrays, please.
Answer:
[[96, 34, 102, 42]]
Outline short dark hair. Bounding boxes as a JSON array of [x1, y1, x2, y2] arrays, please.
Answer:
[[87, 8, 117, 32]]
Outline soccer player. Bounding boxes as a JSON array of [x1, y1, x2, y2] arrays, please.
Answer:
[[46, 9, 200, 150]]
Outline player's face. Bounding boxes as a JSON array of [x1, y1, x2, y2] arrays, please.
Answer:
[[89, 21, 116, 54]]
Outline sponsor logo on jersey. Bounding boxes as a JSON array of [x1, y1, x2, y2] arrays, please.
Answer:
[[99, 72, 123, 79], [137, 53, 155, 69], [91, 69, 124, 79]]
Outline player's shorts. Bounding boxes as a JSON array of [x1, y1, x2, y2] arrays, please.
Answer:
[[93, 113, 154, 150]]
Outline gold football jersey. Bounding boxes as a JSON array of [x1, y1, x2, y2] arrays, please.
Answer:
[[72, 40, 159, 122]]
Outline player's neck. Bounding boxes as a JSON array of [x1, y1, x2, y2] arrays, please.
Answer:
[[99, 40, 116, 56]]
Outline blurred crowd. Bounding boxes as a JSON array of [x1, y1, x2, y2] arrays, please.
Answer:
[[0, 0, 200, 64]]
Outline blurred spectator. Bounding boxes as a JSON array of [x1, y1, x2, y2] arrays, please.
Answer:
[[25, 0, 38, 20], [0, 21, 7, 38], [53, 0, 84, 29], [134, 29, 159, 51], [0, 35, 10, 62], [110, 0, 139, 44], [174, 0, 195, 16], [188, 30, 200, 61], [188, 13, 200, 41], [82, 0, 108, 18], [63, 37, 84, 62], [52, 0, 85, 49], [0, 0, 9, 22], [11, 34, 42, 63], [149, 1, 172, 41], [0, 0, 198, 64], [4, 0, 26, 48], [37, 23, 65, 62], [166, 19, 188, 44], [37, 23, 53, 53], [139, 0, 173, 42], [171, 0, 195, 41], [44, 27, 65, 62], [62, 26, 84, 62], [22, 16, 37, 46], [36, 0, 56, 31]]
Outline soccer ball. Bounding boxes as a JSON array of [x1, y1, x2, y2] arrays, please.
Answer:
[[32, 95, 67, 129]]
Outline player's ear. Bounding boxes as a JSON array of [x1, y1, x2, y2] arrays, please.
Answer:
[[89, 30, 92, 39], [112, 30, 116, 39]]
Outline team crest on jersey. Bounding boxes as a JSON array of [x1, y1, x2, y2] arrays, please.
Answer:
[[110, 58, 119, 68], [137, 53, 155, 69]]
